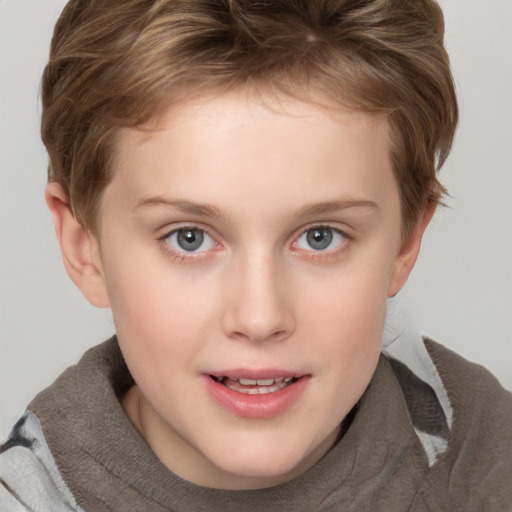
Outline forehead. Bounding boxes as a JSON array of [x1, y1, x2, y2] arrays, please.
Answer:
[[124, 88, 389, 149], [107, 89, 396, 219]]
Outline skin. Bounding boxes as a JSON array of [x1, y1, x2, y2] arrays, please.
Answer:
[[46, 89, 432, 490]]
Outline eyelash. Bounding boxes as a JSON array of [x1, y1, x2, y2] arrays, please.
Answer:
[[157, 225, 220, 263], [291, 225, 352, 261], [157, 224, 352, 263]]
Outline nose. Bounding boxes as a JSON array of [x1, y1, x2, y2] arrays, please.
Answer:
[[221, 253, 295, 343]]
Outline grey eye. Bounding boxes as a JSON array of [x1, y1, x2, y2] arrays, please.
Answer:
[[165, 228, 215, 253], [296, 227, 345, 251], [307, 228, 332, 250], [177, 229, 204, 251]]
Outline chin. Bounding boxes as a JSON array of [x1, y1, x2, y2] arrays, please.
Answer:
[[213, 458, 303, 490], [203, 431, 331, 489]]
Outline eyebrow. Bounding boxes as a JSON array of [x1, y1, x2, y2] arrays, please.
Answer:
[[135, 197, 224, 218], [134, 196, 378, 218], [297, 199, 378, 217]]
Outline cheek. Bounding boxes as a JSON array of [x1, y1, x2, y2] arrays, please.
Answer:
[[291, 273, 387, 439], [105, 258, 228, 381], [302, 262, 390, 331], [298, 266, 390, 373]]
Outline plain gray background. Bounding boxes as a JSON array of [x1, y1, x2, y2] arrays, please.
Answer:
[[1, 0, 511, 439]]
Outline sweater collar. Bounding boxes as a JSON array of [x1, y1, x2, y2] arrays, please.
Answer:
[[30, 337, 427, 511]]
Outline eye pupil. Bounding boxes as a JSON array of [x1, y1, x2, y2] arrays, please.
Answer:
[[307, 228, 333, 250], [177, 229, 204, 251]]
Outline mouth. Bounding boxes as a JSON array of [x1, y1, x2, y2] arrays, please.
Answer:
[[205, 372, 309, 418], [209, 375, 299, 395]]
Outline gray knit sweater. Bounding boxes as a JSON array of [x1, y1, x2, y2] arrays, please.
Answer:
[[1, 337, 512, 511]]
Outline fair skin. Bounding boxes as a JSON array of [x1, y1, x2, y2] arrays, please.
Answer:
[[46, 89, 431, 490]]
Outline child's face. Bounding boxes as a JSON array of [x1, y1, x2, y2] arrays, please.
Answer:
[[81, 90, 420, 489]]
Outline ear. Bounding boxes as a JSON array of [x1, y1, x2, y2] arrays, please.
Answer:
[[387, 204, 436, 297], [45, 182, 110, 308]]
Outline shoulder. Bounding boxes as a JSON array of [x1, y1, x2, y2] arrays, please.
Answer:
[[425, 338, 512, 432], [420, 339, 512, 509], [0, 412, 83, 512]]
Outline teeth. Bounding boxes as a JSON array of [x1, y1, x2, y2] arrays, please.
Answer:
[[241, 384, 284, 394], [239, 378, 258, 385], [256, 378, 274, 386], [237, 377, 290, 386], [218, 376, 298, 394], [235, 377, 293, 386]]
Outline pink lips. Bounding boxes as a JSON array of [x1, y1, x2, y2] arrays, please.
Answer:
[[203, 370, 310, 418]]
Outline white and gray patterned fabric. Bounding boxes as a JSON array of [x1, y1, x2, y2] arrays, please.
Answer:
[[0, 411, 83, 512], [382, 296, 453, 466]]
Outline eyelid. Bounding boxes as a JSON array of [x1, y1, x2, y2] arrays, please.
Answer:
[[157, 224, 222, 259], [157, 222, 216, 241], [291, 223, 352, 257], [295, 223, 352, 242]]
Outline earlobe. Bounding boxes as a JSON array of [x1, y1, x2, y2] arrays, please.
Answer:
[[387, 204, 436, 297], [45, 182, 110, 308]]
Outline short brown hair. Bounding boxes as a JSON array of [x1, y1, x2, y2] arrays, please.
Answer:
[[41, 0, 458, 240]]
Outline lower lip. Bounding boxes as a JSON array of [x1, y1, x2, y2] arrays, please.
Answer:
[[203, 376, 310, 419]]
